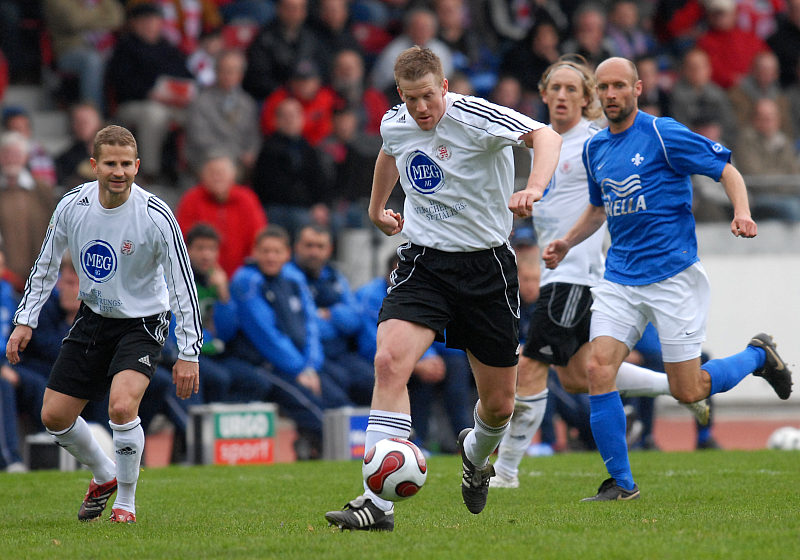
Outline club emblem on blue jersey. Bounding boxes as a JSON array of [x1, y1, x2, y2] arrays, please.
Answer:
[[406, 150, 445, 194], [80, 240, 118, 283]]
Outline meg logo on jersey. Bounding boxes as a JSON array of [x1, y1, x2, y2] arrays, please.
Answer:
[[80, 240, 118, 283], [405, 150, 445, 194]]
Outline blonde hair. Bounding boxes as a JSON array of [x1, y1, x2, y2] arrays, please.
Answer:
[[92, 125, 138, 160], [538, 54, 602, 121], [394, 46, 445, 87]]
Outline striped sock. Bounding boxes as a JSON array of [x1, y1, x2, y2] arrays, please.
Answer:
[[362, 410, 412, 511]]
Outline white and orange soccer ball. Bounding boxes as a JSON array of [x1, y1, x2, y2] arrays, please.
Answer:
[[362, 438, 427, 501]]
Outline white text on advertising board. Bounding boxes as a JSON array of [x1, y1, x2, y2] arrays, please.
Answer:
[[215, 412, 273, 439]]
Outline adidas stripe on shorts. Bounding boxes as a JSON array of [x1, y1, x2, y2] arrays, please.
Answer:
[[47, 303, 170, 401]]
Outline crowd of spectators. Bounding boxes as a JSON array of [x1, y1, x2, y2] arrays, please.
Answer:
[[1, 0, 800, 231], [2, 0, 800, 468]]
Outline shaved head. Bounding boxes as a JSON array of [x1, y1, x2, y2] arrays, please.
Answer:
[[596, 57, 639, 85]]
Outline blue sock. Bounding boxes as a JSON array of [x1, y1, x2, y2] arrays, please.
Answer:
[[705, 347, 765, 395], [589, 391, 635, 491], [697, 426, 711, 445]]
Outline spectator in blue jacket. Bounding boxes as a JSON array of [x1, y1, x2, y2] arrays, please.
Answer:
[[229, 225, 352, 458], [285, 225, 373, 405], [184, 223, 327, 449], [1, 247, 46, 471]]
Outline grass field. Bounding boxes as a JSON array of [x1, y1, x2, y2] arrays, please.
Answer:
[[1, 450, 798, 560]]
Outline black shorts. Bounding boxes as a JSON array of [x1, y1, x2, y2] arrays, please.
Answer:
[[47, 304, 170, 401], [379, 242, 520, 367], [522, 283, 593, 366]]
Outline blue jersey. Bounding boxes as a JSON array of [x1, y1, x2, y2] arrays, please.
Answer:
[[583, 111, 730, 285]]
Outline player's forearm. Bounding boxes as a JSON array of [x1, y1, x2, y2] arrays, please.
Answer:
[[719, 163, 752, 218], [524, 127, 562, 193], [563, 204, 607, 250], [368, 150, 400, 221]]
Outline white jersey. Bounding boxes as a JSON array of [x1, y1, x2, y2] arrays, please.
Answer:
[[532, 118, 606, 287], [381, 92, 546, 251], [15, 182, 202, 361]]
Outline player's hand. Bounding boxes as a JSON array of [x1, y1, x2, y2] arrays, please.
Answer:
[[542, 239, 569, 269], [731, 215, 757, 238], [508, 188, 543, 218], [173, 359, 200, 399], [5, 325, 32, 365], [372, 209, 404, 236], [297, 367, 322, 396]]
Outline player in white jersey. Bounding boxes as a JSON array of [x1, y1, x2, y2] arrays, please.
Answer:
[[492, 56, 711, 489], [325, 47, 561, 530], [5, 126, 202, 523], [544, 58, 791, 502]]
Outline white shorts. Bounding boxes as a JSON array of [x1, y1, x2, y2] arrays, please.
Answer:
[[589, 262, 710, 363]]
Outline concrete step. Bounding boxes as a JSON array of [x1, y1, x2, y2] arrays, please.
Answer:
[[3, 84, 52, 113], [30, 109, 70, 155]]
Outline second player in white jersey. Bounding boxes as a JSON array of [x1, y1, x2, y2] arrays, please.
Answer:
[[381, 92, 546, 252], [533, 117, 605, 287], [15, 181, 201, 360], [6, 126, 201, 524]]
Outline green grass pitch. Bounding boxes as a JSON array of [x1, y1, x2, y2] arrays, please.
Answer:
[[1, 450, 798, 560]]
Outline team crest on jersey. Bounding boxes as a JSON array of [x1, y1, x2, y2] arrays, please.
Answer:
[[711, 142, 723, 153], [435, 145, 451, 160], [80, 240, 118, 283], [121, 240, 135, 256], [405, 150, 445, 194]]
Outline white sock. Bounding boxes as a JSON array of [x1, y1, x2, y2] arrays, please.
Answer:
[[616, 362, 670, 397], [110, 417, 144, 514], [49, 416, 115, 484], [494, 390, 548, 479], [362, 410, 411, 511], [464, 402, 509, 468]]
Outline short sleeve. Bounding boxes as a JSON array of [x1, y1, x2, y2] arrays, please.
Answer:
[[654, 117, 731, 181]]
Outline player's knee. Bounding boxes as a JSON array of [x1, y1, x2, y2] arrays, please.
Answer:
[[41, 408, 71, 432], [373, 349, 407, 387], [671, 385, 704, 404], [482, 396, 514, 422], [107, 398, 137, 425], [516, 357, 547, 391]]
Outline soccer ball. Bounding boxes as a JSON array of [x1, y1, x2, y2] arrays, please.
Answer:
[[362, 438, 427, 501], [766, 426, 800, 450]]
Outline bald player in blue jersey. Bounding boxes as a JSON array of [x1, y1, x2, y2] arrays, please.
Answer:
[[543, 57, 793, 501]]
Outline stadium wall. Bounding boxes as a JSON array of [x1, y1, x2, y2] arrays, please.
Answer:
[[338, 223, 800, 407]]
